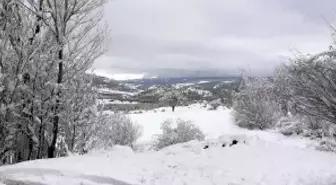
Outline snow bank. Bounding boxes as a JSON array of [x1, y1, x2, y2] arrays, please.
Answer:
[[1, 137, 336, 185], [88, 145, 135, 159]]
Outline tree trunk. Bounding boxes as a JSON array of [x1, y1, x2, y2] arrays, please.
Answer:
[[37, 117, 44, 159], [71, 124, 76, 151], [81, 133, 87, 154], [172, 106, 175, 112], [27, 138, 33, 160], [48, 49, 63, 158]]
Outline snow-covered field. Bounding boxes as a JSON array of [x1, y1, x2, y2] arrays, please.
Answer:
[[129, 104, 233, 142], [1, 104, 336, 185]]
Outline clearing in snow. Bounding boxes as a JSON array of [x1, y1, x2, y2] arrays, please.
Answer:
[[1, 104, 336, 185]]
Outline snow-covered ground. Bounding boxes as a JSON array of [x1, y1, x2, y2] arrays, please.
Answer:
[[129, 104, 233, 142], [1, 104, 336, 185]]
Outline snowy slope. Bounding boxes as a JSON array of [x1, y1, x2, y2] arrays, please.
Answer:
[[1, 140, 336, 185], [1, 104, 336, 185]]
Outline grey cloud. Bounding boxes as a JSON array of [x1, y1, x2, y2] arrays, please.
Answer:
[[93, 0, 336, 78]]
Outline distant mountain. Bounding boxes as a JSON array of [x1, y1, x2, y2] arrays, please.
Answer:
[[91, 74, 119, 89], [124, 76, 240, 89], [91, 74, 139, 92]]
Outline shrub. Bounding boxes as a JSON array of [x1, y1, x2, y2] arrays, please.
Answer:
[[277, 116, 304, 136], [316, 138, 336, 153], [233, 77, 280, 130], [208, 99, 222, 110], [153, 119, 205, 150], [88, 113, 143, 150], [207, 107, 215, 111], [277, 115, 328, 139]]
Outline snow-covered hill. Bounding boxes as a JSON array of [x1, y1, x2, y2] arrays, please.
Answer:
[[1, 104, 336, 185]]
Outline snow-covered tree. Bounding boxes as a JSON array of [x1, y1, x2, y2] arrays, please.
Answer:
[[0, 0, 107, 164], [23, 0, 106, 158], [87, 113, 143, 150], [160, 90, 185, 112], [233, 77, 281, 130], [0, 0, 51, 163], [61, 74, 99, 154], [282, 52, 336, 125]]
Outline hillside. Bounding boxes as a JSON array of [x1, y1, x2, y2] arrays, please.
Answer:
[[92, 75, 240, 112]]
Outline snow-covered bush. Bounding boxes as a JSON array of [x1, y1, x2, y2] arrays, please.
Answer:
[[277, 114, 330, 139], [207, 107, 216, 111], [88, 114, 143, 150], [208, 99, 222, 110], [274, 60, 336, 140], [316, 138, 336, 153], [153, 119, 205, 150], [233, 77, 280, 130], [301, 116, 326, 139], [277, 116, 304, 136], [314, 124, 336, 153]]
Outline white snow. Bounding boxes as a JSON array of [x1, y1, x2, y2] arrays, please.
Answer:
[[185, 87, 212, 97], [97, 99, 111, 104], [198, 80, 210, 84], [97, 88, 138, 96], [111, 100, 139, 104], [223, 80, 234, 83], [174, 82, 195, 89], [1, 104, 336, 185], [98, 99, 139, 105]]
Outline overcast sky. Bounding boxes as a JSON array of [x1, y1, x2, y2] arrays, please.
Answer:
[[92, 0, 336, 79]]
